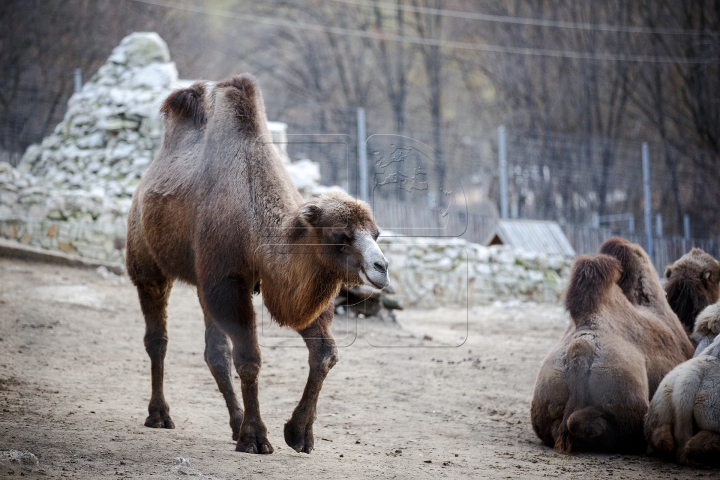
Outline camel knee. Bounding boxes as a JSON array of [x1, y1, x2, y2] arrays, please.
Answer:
[[144, 332, 168, 358], [236, 361, 262, 383], [311, 345, 338, 375]]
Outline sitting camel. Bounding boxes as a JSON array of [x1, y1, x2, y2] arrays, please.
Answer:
[[126, 74, 389, 454], [531, 237, 694, 453], [692, 302, 720, 356], [664, 248, 720, 336], [645, 332, 720, 466]]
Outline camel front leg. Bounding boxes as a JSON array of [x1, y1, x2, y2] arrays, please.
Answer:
[[284, 303, 338, 454]]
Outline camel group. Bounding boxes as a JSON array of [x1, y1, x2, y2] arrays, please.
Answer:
[[126, 73, 720, 466], [531, 239, 720, 466]]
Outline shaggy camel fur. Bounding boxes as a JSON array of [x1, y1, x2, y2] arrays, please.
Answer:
[[531, 237, 694, 454], [692, 302, 720, 356], [126, 74, 389, 455], [664, 248, 720, 335], [645, 331, 720, 466]]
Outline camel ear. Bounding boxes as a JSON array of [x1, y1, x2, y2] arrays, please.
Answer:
[[299, 204, 322, 227], [665, 266, 673, 279]]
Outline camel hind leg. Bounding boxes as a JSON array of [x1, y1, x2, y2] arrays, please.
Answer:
[[135, 273, 174, 429], [199, 278, 273, 454], [203, 317, 244, 440]]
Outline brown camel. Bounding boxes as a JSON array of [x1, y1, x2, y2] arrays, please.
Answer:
[[531, 237, 693, 454], [664, 248, 720, 335], [125, 74, 389, 455]]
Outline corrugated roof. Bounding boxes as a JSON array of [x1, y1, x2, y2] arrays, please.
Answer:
[[485, 219, 576, 256]]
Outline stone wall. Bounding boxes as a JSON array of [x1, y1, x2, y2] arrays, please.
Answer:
[[0, 218, 126, 264], [378, 235, 570, 307]]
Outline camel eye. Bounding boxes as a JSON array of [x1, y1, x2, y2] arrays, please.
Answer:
[[333, 233, 351, 245]]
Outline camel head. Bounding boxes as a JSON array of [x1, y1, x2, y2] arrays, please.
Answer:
[[294, 192, 389, 290], [665, 248, 720, 333]]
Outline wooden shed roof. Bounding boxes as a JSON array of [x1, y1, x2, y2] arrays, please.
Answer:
[[485, 219, 576, 256]]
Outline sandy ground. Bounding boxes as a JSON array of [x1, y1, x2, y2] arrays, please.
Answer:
[[0, 256, 715, 479]]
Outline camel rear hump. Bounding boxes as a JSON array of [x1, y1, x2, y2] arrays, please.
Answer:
[[565, 254, 622, 322], [215, 74, 266, 137]]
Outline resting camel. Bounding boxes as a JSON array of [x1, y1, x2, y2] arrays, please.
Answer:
[[645, 331, 720, 466], [125, 74, 389, 454], [692, 302, 720, 356], [531, 237, 694, 453], [664, 248, 720, 336]]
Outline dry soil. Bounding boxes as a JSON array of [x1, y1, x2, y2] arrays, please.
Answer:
[[0, 256, 715, 479]]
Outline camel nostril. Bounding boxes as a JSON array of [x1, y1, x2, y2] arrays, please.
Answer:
[[374, 261, 387, 274]]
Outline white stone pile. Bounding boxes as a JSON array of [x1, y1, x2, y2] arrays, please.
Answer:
[[4, 32, 182, 224], [378, 234, 572, 306], [0, 32, 330, 226], [0, 32, 334, 261]]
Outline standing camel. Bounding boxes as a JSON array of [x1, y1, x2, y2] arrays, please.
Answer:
[[126, 74, 389, 454]]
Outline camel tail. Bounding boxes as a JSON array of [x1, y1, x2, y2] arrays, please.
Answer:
[[565, 254, 622, 324], [555, 337, 604, 453]]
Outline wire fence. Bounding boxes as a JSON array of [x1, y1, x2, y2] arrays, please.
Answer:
[[261, 98, 719, 234], [3, 90, 720, 270]]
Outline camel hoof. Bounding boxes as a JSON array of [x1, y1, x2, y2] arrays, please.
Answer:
[[235, 441, 274, 455], [284, 420, 314, 454], [145, 415, 175, 429]]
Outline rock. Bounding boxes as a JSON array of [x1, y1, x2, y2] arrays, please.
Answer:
[[20, 452, 38, 466], [0, 450, 39, 466]]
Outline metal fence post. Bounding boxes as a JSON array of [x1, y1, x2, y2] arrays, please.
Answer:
[[498, 125, 508, 219], [642, 143, 653, 259], [684, 214, 691, 240], [357, 107, 368, 203], [74, 68, 82, 94], [656, 213, 663, 238]]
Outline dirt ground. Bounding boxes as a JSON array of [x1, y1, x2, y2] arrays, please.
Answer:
[[0, 256, 715, 479]]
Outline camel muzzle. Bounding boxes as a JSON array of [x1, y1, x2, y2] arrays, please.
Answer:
[[355, 233, 389, 289]]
